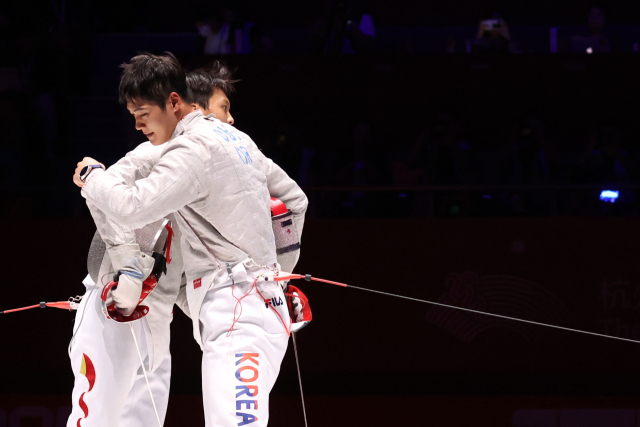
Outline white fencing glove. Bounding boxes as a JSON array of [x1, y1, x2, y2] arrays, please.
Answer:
[[110, 274, 143, 316], [107, 244, 155, 317]]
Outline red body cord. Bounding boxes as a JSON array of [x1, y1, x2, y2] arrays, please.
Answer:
[[226, 278, 291, 337], [1, 304, 41, 314], [1, 301, 72, 314], [227, 279, 258, 337]]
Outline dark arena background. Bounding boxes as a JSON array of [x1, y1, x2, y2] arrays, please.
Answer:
[[4, 1, 640, 426]]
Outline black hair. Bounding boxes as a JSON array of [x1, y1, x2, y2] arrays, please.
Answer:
[[118, 52, 188, 110], [185, 61, 239, 109]]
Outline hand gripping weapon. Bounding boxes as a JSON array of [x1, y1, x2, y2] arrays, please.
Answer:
[[99, 218, 174, 323], [96, 218, 174, 427]]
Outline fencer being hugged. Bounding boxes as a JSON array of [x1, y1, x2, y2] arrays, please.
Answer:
[[66, 56, 188, 425], [73, 52, 307, 427]]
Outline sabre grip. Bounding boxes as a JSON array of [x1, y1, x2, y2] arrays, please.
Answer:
[[152, 252, 168, 278]]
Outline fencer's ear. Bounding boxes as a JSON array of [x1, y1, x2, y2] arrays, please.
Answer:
[[168, 92, 181, 111]]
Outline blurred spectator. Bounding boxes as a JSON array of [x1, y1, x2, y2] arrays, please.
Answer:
[[570, 7, 610, 53], [512, 116, 562, 185], [196, 2, 273, 54], [578, 124, 635, 183], [333, 122, 390, 215], [334, 122, 386, 186], [509, 116, 564, 215], [311, 0, 376, 54], [268, 122, 317, 186], [408, 113, 475, 185], [445, 37, 457, 54], [406, 113, 476, 216], [470, 14, 516, 53]]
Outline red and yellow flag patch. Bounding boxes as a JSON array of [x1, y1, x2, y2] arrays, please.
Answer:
[[77, 353, 96, 426]]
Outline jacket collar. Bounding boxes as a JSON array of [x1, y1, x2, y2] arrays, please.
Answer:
[[171, 110, 204, 139]]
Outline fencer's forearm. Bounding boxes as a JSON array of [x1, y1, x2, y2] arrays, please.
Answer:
[[83, 169, 199, 229], [82, 140, 204, 229], [88, 202, 152, 281], [105, 142, 161, 185], [264, 158, 308, 236], [86, 142, 161, 257], [87, 201, 137, 248], [104, 154, 142, 185]]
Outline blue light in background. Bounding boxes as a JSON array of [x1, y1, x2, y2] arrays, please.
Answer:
[[599, 190, 619, 203]]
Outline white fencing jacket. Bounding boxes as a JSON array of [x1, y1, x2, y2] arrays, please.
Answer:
[[83, 110, 308, 346]]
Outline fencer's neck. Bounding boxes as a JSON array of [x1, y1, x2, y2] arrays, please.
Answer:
[[175, 103, 193, 123]]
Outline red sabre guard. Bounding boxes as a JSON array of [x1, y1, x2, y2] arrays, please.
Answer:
[[285, 285, 312, 330], [100, 275, 158, 322]]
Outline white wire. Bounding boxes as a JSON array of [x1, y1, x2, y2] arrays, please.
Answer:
[[346, 284, 640, 345], [129, 323, 162, 427]]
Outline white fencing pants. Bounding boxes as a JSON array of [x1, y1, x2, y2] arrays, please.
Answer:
[[120, 352, 171, 427], [200, 279, 290, 427], [67, 277, 171, 427]]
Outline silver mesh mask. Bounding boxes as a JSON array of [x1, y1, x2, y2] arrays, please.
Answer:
[[87, 218, 169, 283], [271, 211, 300, 273]]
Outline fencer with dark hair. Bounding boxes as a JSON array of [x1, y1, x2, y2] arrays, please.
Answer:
[[72, 53, 307, 427], [66, 55, 263, 427], [186, 60, 239, 116]]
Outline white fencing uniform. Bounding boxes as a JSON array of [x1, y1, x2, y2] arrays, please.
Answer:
[[82, 110, 308, 426], [68, 142, 184, 427], [67, 275, 172, 427], [200, 278, 289, 427]]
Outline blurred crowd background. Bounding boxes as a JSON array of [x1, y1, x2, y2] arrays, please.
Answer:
[[3, 0, 640, 218]]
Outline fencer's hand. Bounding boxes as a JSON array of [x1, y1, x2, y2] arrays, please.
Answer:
[[291, 292, 304, 322], [111, 274, 143, 316], [73, 157, 105, 187]]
